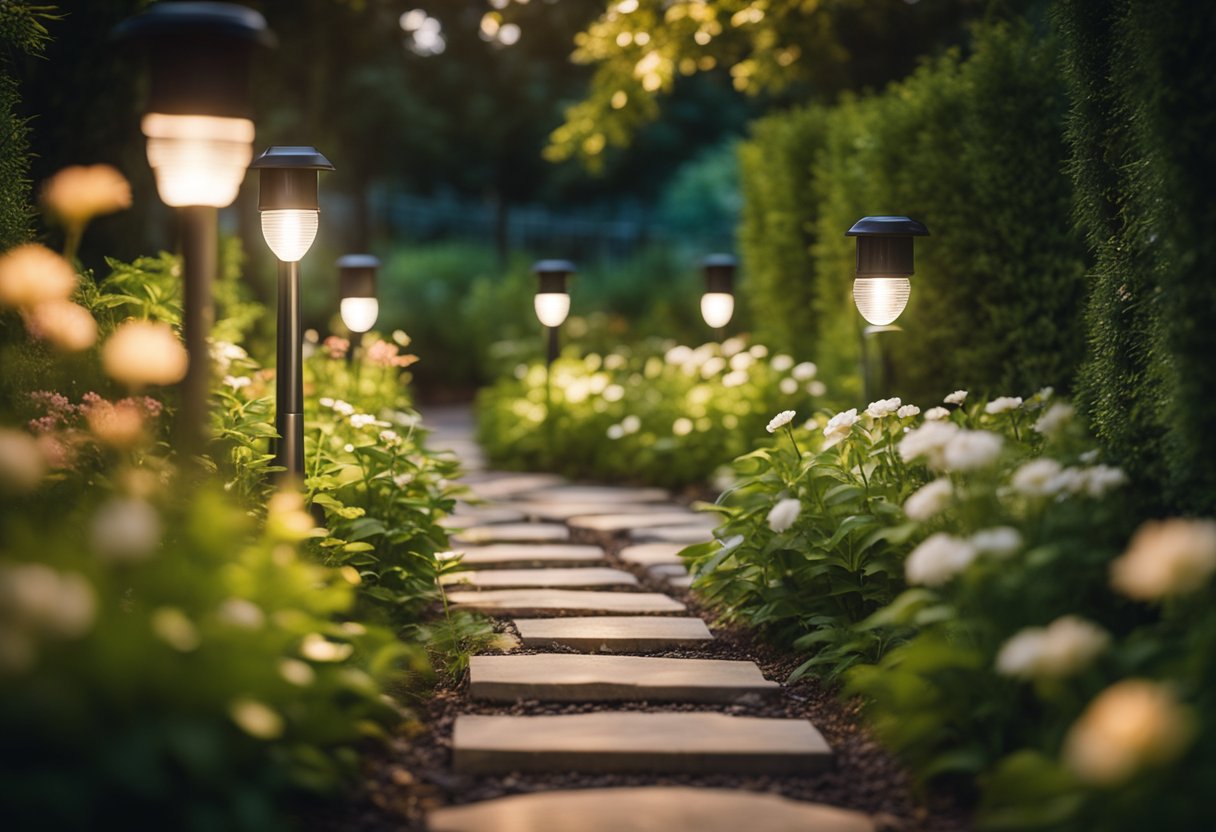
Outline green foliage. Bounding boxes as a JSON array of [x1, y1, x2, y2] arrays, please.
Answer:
[[477, 338, 829, 489], [1057, 0, 1216, 513], [738, 21, 1088, 405]]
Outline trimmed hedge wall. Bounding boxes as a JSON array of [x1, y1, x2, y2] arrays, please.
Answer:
[[738, 21, 1088, 405], [1057, 0, 1216, 513]]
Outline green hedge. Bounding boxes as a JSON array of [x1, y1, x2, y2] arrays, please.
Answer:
[[739, 21, 1088, 406], [1057, 0, 1216, 514]]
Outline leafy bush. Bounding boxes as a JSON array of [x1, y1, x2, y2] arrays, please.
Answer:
[[1056, 0, 1216, 513], [476, 337, 829, 490], [738, 21, 1088, 405]]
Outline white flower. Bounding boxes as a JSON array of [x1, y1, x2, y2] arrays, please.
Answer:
[[905, 533, 977, 586], [1036, 386, 1055, 401], [1064, 680, 1194, 786], [985, 396, 1023, 415], [924, 406, 950, 421], [102, 321, 188, 387], [23, 300, 97, 351], [332, 400, 355, 416], [766, 410, 796, 433], [621, 415, 641, 434], [319, 397, 335, 408], [729, 352, 754, 371], [749, 344, 768, 358], [90, 497, 161, 564], [698, 356, 725, 378], [767, 498, 801, 533], [995, 615, 1110, 680], [941, 430, 1003, 471], [771, 354, 794, 372], [823, 408, 860, 444], [866, 397, 902, 418], [0, 429, 46, 493], [0, 562, 96, 638], [603, 384, 625, 402], [665, 345, 692, 365], [779, 377, 798, 395], [971, 526, 1023, 558], [720, 337, 745, 356], [607, 424, 625, 440], [379, 429, 400, 445], [1034, 402, 1075, 436], [898, 421, 960, 467], [1110, 518, 1216, 601], [216, 598, 265, 629], [722, 370, 749, 388], [1079, 449, 1100, 464], [672, 418, 693, 436], [792, 362, 818, 381], [349, 413, 388, 429], [903, 478, 953, 521], [897, 404, 920, 419], [944, 390, 968, 405], [210, 340, 247, 373], [1080, 464, 1128, 498], [1011, 458, 1064, 496], [808, 380, 827, 397], [223, 375, 251, 390]]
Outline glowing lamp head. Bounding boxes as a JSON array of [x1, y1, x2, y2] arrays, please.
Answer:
[[251, 147, 334, 262], [115, 3, 275, 208], [337, 254, 380, 333], [845, 216, 929, 326], [533, 260, 576, 328], [700, 254, 737, 329]]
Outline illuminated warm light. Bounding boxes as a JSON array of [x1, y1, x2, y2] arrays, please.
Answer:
[[340, 297, 379, 333], [534, 293, 570, 328], [260, 209, 319, 262], [700, 292, 735, 328], [141, 114, 254, 207], [498, 23, 521, 45], [852, 277, 911, 325]]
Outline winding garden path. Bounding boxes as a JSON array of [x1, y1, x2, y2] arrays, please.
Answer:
[[403, 405, 955, 832]]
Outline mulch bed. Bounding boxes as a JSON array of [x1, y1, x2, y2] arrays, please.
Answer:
[[301, 525, 972, 832]]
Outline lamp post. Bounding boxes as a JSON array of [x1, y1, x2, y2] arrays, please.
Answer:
[[115, 2, 273, 457], [845, 216, 929, 400], [700, 253, 736, 340], [337, 254, 381, 337], [533, 260, 574, 439], [250, 147, 334, 481]]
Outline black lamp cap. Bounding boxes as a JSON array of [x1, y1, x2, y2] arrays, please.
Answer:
[[847, 216, 929, 278], [533, 259, 575, 294], [252, 146, 333, 211], [702, 253, 737, 294], [845, 216, 929, 237], [114, 3, 274, 120], [338, 254, 379, 299]]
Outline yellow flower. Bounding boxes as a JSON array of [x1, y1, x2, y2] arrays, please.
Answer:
[[23, 300, 98, 351], [0, 244, 77, 309], [1064, 679, 1193, 786], [41, 164, 132, 227], [101, 321, 188, 387]]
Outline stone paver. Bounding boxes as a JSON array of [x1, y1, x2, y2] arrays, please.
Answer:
[[440, 567, 638, 590], [646, 563, 689, 579], [442, 544, 607, 569], [466, 474, 568, 501], [452, 523, 570, 545], [518, 485, 671, 504], [427, 787, 874, 832], [502, 501, 681, 522], [667, 574, 695, 590], [630, 526, 714, 545], [567, 512, 717, 533], [619, 543, 686, 567], [513, 616, 713, 652], [447, 589, 685, 615], [452, 712, 832, 775], [469, 654, 777, 704], [439, 506, 527, 528]]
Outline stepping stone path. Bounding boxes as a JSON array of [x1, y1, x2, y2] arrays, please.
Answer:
[[417, 405, 875, 832], [514, 615, 713, 652], [440, 567, 638, 589]]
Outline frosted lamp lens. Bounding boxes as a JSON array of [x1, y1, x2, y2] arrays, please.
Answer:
[[700, 292, 734, 328], [534, 292, 570, 327], [261, 209, 319, 262], [340, 297, 379, 333], [141, 114, 255, 208], [852, 277, 911, 326]]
